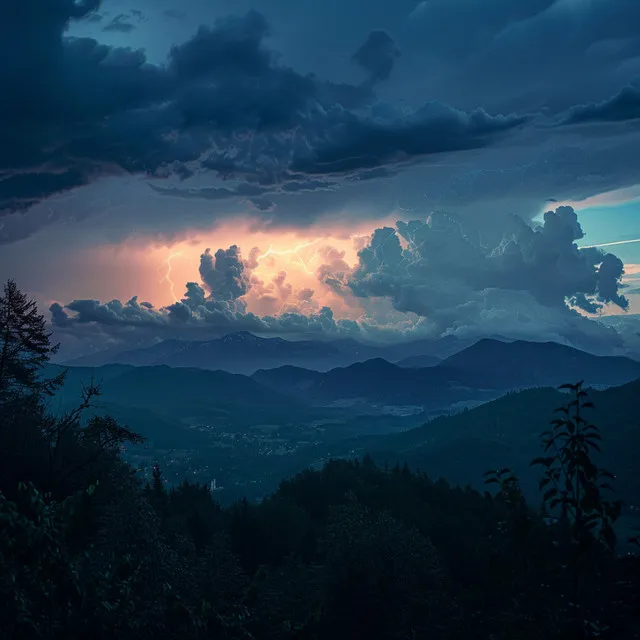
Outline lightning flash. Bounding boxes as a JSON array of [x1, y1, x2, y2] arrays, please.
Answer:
[[160, 251, 183, 302], [256, 239, 320, 275]]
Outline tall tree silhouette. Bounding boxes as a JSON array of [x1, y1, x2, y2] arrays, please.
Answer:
[[0, 279, 65, 402]]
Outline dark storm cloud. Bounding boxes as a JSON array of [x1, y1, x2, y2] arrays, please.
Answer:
[[0, 4, 314, 217], [407, 135, 640, 228], [85, 12, 104, 23], [403, 0, 640, 116], [0, 0, 527, 238], [406, 0, 557, 56], [3, 0, 640, 263], [291, 105, 527, 176], [147, 172, 338, 210], [352, 30, 400, 84], [168, 11, 272, 79], [103, 14, 136, 33], [562, 82, 640, 125]]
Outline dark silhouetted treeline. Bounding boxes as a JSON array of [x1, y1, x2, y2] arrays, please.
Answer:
[[1, 280, 639, 639]]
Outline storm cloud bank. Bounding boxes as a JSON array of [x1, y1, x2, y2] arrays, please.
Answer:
[[0, 0, 524, 228], [49, 206, 633, 358]]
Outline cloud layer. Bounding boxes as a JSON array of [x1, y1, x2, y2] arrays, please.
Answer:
[[0, 0, 526, 233], [2, 0, 640, 251]]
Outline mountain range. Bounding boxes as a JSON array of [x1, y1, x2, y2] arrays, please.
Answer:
[[253, 339, 640, 409], [51, 338, 640, 448], [64, 331, 467, 374]]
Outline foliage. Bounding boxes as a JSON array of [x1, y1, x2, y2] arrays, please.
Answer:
[[531, 382, 622, 552]]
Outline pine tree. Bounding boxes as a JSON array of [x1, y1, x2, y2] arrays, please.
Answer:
[[0, 279, 65, 401]]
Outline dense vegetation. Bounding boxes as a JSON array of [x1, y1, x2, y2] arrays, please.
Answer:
[[1, 280, 639, 639]]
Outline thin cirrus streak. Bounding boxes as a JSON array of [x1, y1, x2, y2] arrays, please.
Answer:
[[579, 238, 640, 249]]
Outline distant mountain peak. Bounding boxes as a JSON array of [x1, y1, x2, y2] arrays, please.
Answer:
[[221, 331, 261, 344], [340, 357, 399, 373]]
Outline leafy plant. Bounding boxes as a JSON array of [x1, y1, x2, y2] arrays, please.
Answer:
[[531, 382, 622, 551], [531, 381, 624, 638]]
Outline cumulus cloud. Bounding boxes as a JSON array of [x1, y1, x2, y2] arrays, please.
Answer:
[[316, 245, 354, 296], [51, 286, 357, 348], [199, 245, 250, 300], [339, 205, 630, 351], [595, 253, 629, 309], [347, 206, 628, 317], [248, 269, 311, 316]]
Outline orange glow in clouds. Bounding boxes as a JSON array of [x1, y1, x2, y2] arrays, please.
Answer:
[[256, 239, 321, 275], [68, 216, 400, 321], [125, 221, 378, 318]]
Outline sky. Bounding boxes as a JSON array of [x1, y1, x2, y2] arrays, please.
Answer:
[[2, 0, 640, 359]]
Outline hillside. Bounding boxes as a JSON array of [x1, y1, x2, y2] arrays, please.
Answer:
[[395, 354, 442, 368], [253, 358, 500, 409], [50, 363, 318, 432], [363, 380, 640, 508]]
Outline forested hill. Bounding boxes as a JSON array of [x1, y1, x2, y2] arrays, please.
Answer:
[[365, 380, 640, 507]]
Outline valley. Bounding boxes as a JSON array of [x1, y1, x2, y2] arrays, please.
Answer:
[[48, 333, 640, 510]]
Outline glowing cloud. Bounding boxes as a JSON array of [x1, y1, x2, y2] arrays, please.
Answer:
[[255, 239, 321, 275]]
